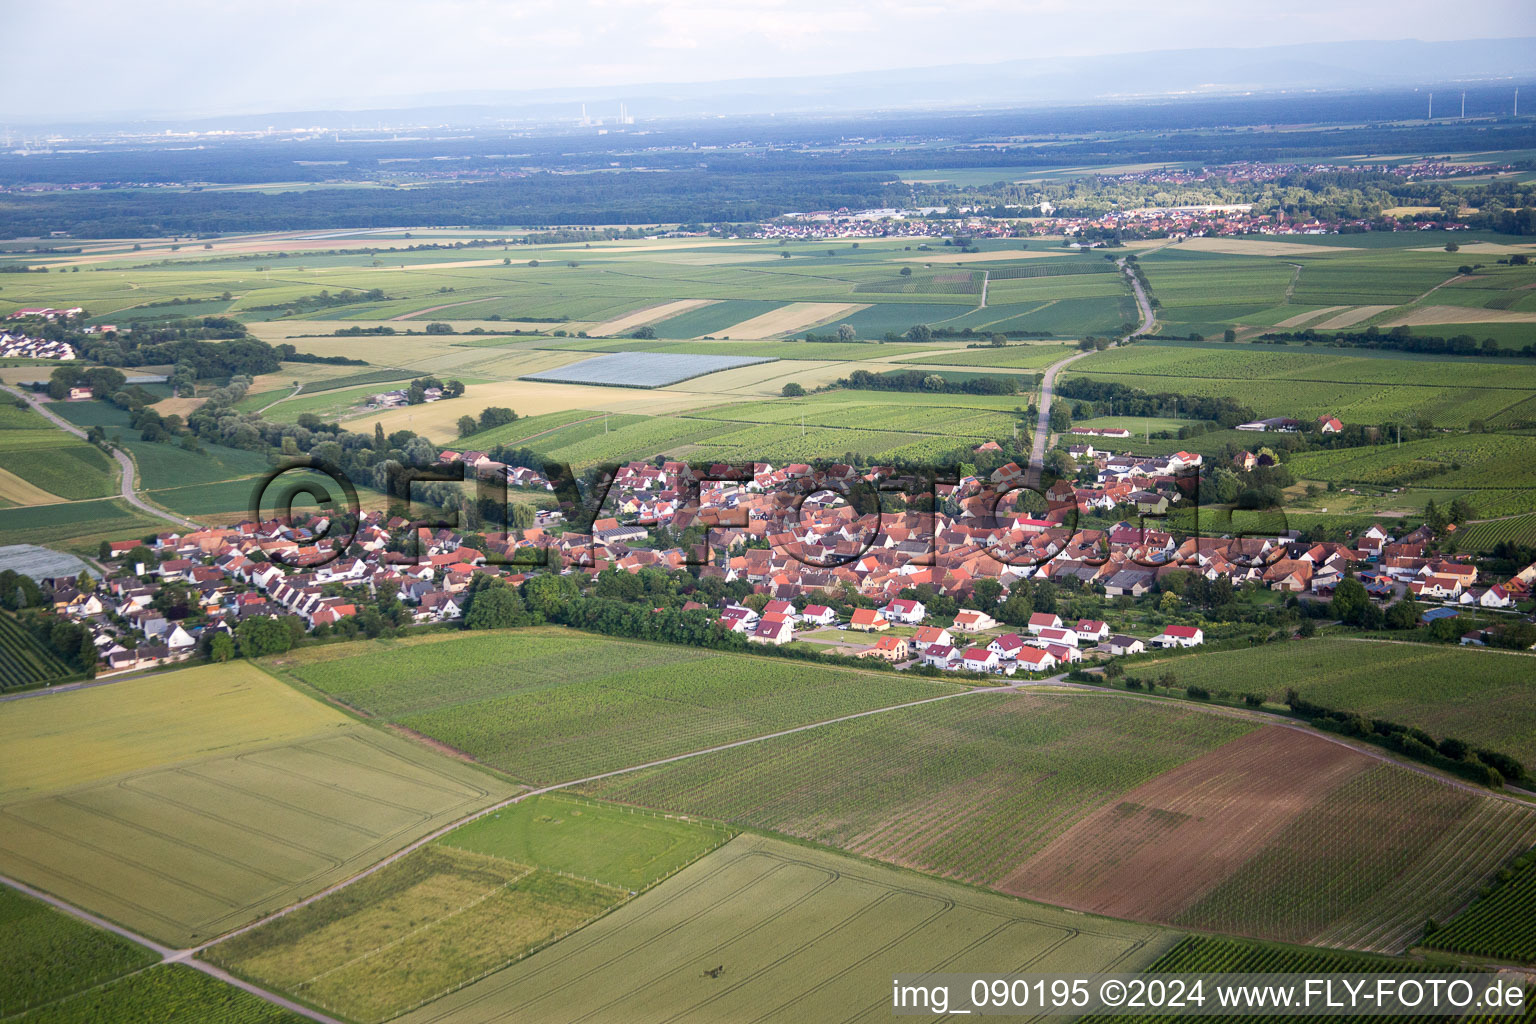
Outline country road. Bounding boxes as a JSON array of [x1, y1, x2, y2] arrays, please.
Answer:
[[1025, 257, 1156, 487], [2, 385, 200, 531]]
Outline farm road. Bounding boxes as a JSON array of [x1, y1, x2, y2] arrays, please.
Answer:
[[0, 385, 200, 531], [1025, 256, 1156, 488]]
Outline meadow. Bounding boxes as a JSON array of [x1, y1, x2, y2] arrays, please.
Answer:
[[205, 794, 730, 1022], [392, 833, 1174, 1024], [273, 630, 963, 785], [1126, 638, 1536, 767], [0, 662, 514, 945]]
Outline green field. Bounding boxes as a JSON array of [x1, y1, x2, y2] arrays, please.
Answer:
[[896, 342, 1080, 368], [1288, 433, 1536, 493], [393, 833, 1174, 1024], [1062, 342, 1536, 427], [1084, 934, 1483, 1024], [205, 795, 729, 1022], [1128, 638, 1536, 767], [1456, 514, 1536, 551], [0, 885, 158, 1018], [0, 662, 514, 945], [273, 630, 963, 786], [1424, 851, 1536, 963], [14, 963, 304, 1024], [0, 402, 117, 503], [0, 612, 74, 690]]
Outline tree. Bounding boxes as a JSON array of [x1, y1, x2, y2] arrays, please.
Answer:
[[478, 406, 517, 430], [1385, 600, 1420, 630], [1444, 242, 1460, 253], [208, 632, 235, 663], [836, 323, 856, 342], [1223, 329, 1237, 343], [632, 326, 657, 340], [1329, 577, 1370, 625], [1048, 403, 1071, 433], [457, 415, 479, 438], [971, 578, 1003, 609], [904, 324, 932, 343], [236, 616, 292, 657], [899, 266, 913, 276], [465, 584, 525, 630], [781, 382, 806, 397]]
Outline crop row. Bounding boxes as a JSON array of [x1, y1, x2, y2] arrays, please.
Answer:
[[19, 964, 304, 1023], [1423, 850, 1536, 962], [0, 613, 73, 690]]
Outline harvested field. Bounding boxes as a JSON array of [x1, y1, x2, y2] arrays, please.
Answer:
[[588, 299, 715, 337], [1273, 305, 1347, 328], [706, 301, 868, 338], [1314, 304, 1394, 328], [999, 727, 1368, 922], [1173, 237, 1357, 256], [0, 466, 64, 506], [1382, 304, 1536, 326]]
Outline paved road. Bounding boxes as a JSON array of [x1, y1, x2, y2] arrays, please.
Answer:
[[1024, 257, 1156, 488], [2, 385, 200, 530]]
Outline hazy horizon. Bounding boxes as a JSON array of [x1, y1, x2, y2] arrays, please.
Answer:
[[5, 0, 1536, 124]]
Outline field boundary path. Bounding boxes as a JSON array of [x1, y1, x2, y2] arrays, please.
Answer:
[[979, 269, 990, 308], [1025, 257, 1156, 487], [389, 296, 505, 320], [0, 385, 201, 530], [257, 382, 303, 414]]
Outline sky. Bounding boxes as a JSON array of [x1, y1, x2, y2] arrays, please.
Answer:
[[5, 0, 1536, 122]]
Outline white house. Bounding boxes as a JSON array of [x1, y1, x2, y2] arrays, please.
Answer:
[[1480, 585, 1514, 609], [1150, 625, 1204, 648], [799, 604, 838, 626], [923, 643, 958, 669], [882, 598, 926, 624], [1044, 642, 1082, 664], [1099, 634, 1145, 656], [749, 618, 795, 645], [1016, 647, 1057, 672], [987, 632, 1027, 660], [1074, 619, 1110, 643], [952, 609, 997, 633], [960, 647, 1000, 673], [1035, 626, 1078, 648], [1027, 612, 1063, 635], [912, 625, 954, 650]]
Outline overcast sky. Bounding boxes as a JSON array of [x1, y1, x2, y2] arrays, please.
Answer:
[[6, 0, 1535, 122]]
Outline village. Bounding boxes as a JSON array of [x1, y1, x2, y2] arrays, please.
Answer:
[[34, 438, 1534, 678]]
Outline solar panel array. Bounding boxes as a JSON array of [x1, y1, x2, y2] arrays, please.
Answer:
[[520, 351, 778, 389]]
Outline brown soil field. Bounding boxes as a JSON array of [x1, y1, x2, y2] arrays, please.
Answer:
[[997, 727, 1367, 923]]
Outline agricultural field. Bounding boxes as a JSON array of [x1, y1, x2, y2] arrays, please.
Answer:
[[1127, 638, 1536, 767], [0, 662, 514, 945], [585, 693, 1536, 951], [0, 612, 75, 690], [896, 342, 1080, 368], [271, 629, 963, 785], [13, 963, 305, 1024], [1456, 514, 1536, 552], [1423, 851, 1536, 963], [0, 401, 117, 505], [0, 885, 158, 1018], [522, 351, 776, 388], [392, 833, 1174, 1024], [205, 795, 730, 1022], [1083, 934, 1483, 1024], [1063, 343, 1536, 427], [1288, 433, 1536, 493]]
